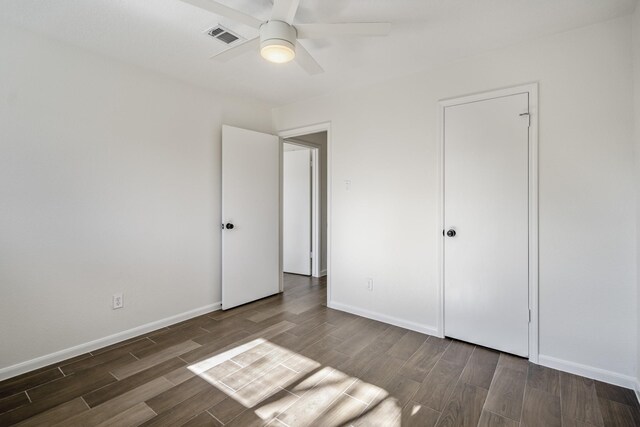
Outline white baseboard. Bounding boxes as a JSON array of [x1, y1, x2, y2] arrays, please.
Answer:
[[538, 354, 637, 390], [327, 300, 438, 336], [635, 381, 640, 405], [312, 270, 328, 278], [0, 302, 221, 382]]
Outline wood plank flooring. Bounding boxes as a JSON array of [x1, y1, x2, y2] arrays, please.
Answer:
[[1, 274, 638, 426]]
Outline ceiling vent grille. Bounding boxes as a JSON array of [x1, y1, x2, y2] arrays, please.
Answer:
[[206, 25, 243, 45]]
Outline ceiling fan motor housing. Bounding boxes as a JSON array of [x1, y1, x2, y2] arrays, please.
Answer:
[[260, 20, 297, 59]]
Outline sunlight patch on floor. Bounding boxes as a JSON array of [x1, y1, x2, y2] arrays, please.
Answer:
[[187, 339, 405, 425], [188, 338, 267, 376]]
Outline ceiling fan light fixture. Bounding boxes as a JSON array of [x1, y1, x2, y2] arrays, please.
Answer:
[[261, 40, 295, 63], [259, 20, 297, 64]]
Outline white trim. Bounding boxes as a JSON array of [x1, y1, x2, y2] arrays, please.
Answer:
[[311, 149, 320, 277], [319, 269, 327, 277], [538, 354, 637, 390], [635, 381, 640, 405], [437, 83, 540, 362], [278, 137, 284, 292], [328, 301, 439, 336], [279, 122, 332, 301], [528, 84, 540, 363], [0, 302, 221, 382], [436, 100, 445, 339]]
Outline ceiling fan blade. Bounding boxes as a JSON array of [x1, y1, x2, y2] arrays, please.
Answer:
[[210, 37, 259, 61], [295, 23, 391, 39], [180, 0, 263, 29], [271, 0, 300, 24], [294, 42, 323, 75]]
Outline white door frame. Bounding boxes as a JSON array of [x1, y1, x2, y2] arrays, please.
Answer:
[[278, 123, 331, 301], [282, 141, 319, 276], [437, 83, 539, 362]]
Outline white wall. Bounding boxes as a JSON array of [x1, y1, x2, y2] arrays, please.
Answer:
[[633, 5, 640, 392], [0, 24, 273, 375], [274, 17, 637, 383]]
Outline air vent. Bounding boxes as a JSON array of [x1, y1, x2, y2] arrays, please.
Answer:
[[217, 31, 239, 44], [206, 25, 243, 45], [208, 27, 224, 37]]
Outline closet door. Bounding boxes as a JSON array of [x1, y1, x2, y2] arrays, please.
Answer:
[[444, 93, 530, 356]]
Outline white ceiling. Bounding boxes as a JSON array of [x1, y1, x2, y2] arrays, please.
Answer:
[[1, 0, 636, 106]]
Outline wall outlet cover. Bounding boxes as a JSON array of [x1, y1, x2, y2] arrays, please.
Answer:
[[113, 293, 124, 309]]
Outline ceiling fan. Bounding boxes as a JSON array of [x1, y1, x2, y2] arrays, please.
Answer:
[[180, 0, 391, 75]]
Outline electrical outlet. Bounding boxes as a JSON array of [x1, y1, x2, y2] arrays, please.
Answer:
[[112, 292, 124, 309], [366, 278, 374, 292]]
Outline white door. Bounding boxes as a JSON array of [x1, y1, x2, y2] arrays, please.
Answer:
[[444, 93, 530, 357], [222, 125, 280, 310], [283, 146, 311, 275]]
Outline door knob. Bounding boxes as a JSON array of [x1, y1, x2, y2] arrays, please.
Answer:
[[446, 229, 456, 237], [225, 223, 234, 230]]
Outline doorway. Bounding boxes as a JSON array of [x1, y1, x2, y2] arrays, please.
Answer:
[[282, 132, 327, 279], [279, 124, 330, 302], [438, 84, 539, 360], [220, 124, 328, 311], [282, 142, 314, 276]]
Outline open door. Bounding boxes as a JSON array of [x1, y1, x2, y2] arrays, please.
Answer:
[[222, 125, 280, 310], [283, 146, 312, 275]]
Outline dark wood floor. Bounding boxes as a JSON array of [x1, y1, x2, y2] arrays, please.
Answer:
[[1, 274, 639, 426]]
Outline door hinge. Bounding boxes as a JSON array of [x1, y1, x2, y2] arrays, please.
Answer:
[[310, 251, 313, 259], [520, 112, 530, 127], [528, 309, 531, 323]]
